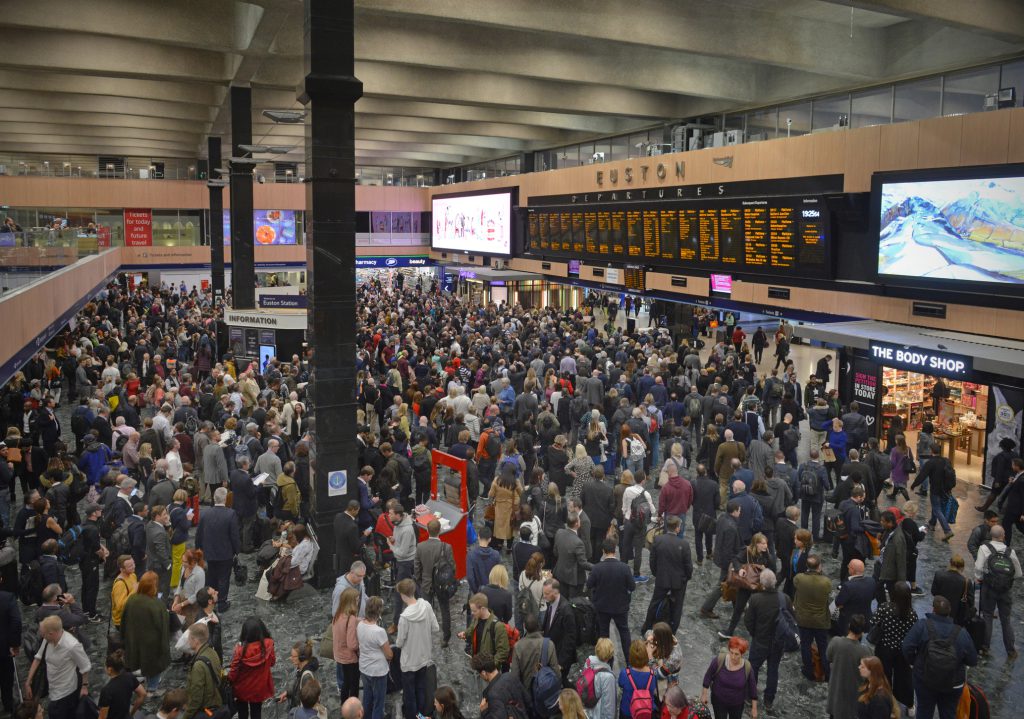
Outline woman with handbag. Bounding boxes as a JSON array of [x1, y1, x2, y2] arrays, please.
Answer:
[[171, 548, 206, 628], [866, 581, 916, 712], [332, 588, 361, 702], [719, 533, 775, 640], [228, 618, 276, 719], [888, 435, 912, 502], [646, 622, 684, 702]]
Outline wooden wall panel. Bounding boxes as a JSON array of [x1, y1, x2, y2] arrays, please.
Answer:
[[646, 271, 709, 297], [1007, 108, 1024, 163], [878, 122, 920, 171], [843, 126, 881, 192], [710, 142, 760, 184], [960, 111, 1012, 167], [917, 116, 963, 168], [809, 131, 847, 177], [508, 257, 568, 277]]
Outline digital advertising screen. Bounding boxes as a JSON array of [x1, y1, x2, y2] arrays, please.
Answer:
[[432, 189, 514, 256], [223, 210, 297, 245], [710, 273, 733, 294], [876, 169, 1024, 287]]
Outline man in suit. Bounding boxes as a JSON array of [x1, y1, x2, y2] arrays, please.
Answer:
[[0, 588, 21, 715], [775, 505, 800, 588], [230, 456, 258, 553], [642, 515, 693, 634], [37, 398, 62, 458], [691, 464, 719, 565], [553, 513, 592, 599], [145, 505, 172, 600], [333, 499, 363, 576], [581, 468, 615, 563], [195, 487, 240, 612], [541, 579, 577, 686], [586, 537, 635, 659], [834, 559, 877, 635], [201, 430, 229, 504], [566, 498, 592, 562], [91, 407, 114, 449], [700, 501, 743, 620], [414, 519, 455, 647]]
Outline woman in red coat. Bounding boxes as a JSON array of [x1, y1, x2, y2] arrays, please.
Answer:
[[228, 617, 277, 719]]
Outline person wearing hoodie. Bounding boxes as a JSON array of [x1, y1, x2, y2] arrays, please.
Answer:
[[657, 463, 693, 536], [395, 578, 439, 719], [388, 504, 417, 632], [227, 618, 277, 719], [276, 462, 300, 521], [78, 432, 114, 487]]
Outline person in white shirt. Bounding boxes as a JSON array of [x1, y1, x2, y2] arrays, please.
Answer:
[[974, 524, 1023, 658], [165, 440, 184, 482], [24, 616, 91, 717], [620, 471, 655, 582], [111, 416, 134, 449], [153, 404, 174, 444]]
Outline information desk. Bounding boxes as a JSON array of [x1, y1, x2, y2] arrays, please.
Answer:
[[413, 450, 470, 579]]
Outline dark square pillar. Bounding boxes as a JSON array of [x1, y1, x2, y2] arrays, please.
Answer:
[[303, 0, 362, 584], [230, 85, 256, 309], [208, 137, 226, 303]]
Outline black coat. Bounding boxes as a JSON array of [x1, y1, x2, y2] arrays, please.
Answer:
[[332, 512, 362, 575], [650, 532, 693, 589], [586, 557, 635, 615], [229, 470, 258, 519], [481, 672, 530, 719], [712, 514, 742, 571], [835, 575, 877, 635], [0, 591, 21, 655], [542, 598, 577, 671], [931, 570, 972, 624], [581, 478, 615, 530], [480, 584, 514, 624], [744, 588, 789, 649], [691, 476, 719, 519], [775, 519, 798, 582], [39, 555, 67, 592], [195, 506, 240, 562]]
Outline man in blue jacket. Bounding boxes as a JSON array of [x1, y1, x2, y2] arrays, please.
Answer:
[[586, 537, 635, 658], [902, 595, 978, 719], [730, 479, 764, 545]]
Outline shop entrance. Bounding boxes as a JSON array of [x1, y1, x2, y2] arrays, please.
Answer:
[[881, 368, 988, 484]]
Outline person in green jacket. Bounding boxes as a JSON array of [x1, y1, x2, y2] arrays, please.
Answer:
[[793, 554, 833, 682], [458, 593, 509, 668], [184, 622, 223, 719], [120, 571, 171, 692]]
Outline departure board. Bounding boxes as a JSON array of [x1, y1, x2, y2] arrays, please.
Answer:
[[624, 267, 645, 292], [571, 212, 584, 254], [525, 194, 830, 278]]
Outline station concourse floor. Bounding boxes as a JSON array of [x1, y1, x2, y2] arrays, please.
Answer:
[[20, 306, 1022, 719]]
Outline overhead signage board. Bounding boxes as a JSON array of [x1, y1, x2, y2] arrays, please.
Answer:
[[869, 341, 972, 377]]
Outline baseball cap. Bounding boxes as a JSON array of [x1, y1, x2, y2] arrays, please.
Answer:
[[83, 502, 102, 516]]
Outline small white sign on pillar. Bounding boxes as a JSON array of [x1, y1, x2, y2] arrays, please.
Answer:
[[327, 470, 348, 497]]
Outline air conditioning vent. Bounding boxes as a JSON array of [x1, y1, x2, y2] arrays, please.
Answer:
[[912, 301, 946, 319], [671, 277, 687, 288], [767, 287, 791, 300]]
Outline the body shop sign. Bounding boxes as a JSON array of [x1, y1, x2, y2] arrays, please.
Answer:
[[124, 209, 152, 247], [869, 341, 972, 378]]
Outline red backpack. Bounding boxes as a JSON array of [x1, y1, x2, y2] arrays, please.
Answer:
[[626, 669, 654, 719], [574, 658, 612, 708]]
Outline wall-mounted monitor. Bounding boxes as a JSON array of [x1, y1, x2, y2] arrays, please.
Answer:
[[432, 188, 516, 256], [874, 164, 1024, 291], [710, 273, 732, 294], [223, 210, 297, 245]]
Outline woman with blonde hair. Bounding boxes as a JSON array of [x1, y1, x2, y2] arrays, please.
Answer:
[[480, 563, 514, 624], [558, 688, 588, 719], [171, 548, 207, 627], [565, 443, 594, 501]]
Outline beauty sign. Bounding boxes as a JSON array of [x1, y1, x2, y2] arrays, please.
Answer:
[[869, 341, 972, 378]]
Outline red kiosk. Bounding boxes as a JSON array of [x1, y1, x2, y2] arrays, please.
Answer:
[[413, 449, 470, 579]]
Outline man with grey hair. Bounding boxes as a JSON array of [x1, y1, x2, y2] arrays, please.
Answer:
[[253, 438, 282, 481], [742, 568, 789, 713], [196, 486, 239, 613], [201, 429, 229, 504], [332, 561, 368, 617]]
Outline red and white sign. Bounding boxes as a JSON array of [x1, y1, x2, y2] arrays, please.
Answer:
[[96, 225, 111, 249], [124, 209, 152, 247]]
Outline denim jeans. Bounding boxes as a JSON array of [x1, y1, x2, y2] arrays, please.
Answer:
[[928, 492, 951, 534], [362, 672, 388, 719], [401, 666, 429, 719]]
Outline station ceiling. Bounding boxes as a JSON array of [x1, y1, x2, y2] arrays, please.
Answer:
[[0, 0, 1021, 168]]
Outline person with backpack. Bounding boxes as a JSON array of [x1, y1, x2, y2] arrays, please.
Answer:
[[472, 652, 529, 719], [79, 502, 107, 621], [414, 519, 456, 647], [619, 638, 658, 719], [911, 454, 956, 543], [740, 569, 792, 714], [796, 449, 828, 542], [642, 515, 692, 634], [901, 596, 979, 719], [576, 637, 617, 719], [460, 593, 510, 669], [508, 614, 561, 715], [620, 470, 655, 582], [182, 622, 223, 719], [699, 636, 757, 719], [973, 524, 1022, 659]]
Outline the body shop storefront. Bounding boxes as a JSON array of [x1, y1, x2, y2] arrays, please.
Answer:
[[805, 321, 1024, 487]]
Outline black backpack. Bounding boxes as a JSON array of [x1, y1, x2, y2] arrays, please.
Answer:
[[629, 490, 651, 530], [485, 431, 502, 460], [58, 525, 85, 565], [984, 542, 1016, 593], [922, 620, 963, 692], [516, 579, 539, 622], [432, 557, 458, 600], [799, 466, 822, 502], [20, 559, 44, 606]]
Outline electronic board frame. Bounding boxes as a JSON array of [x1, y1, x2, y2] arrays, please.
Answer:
[[433, 187, 519, 257], [524, 193, 832, 280]]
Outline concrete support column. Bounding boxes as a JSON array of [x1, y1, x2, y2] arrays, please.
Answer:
[[208, 136, 225, 303], [229, 85, 256, 309], [302, 0, 362, 584]]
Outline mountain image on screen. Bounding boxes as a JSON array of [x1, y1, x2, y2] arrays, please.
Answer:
[[878, 178, 1024, 284]]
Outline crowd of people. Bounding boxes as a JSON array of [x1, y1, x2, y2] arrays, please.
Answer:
[[0, 274, 1021, 719]]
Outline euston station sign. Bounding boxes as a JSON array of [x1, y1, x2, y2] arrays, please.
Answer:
[[869, 341, 972, 377]]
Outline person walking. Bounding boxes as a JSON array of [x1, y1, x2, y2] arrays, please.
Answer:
[[867, 581, 917, 714], [552, 512, 592, 599], [700, 501, 743, 621], [912, 454, 956, 542], [183, 623, 223, 719], [121, 571, 171, 693], [974, 524, 1022, 659], [998, 457, 1024, 544], [227, 618, 277, 719], [826, 615, 872, 719], [793, 554, 832, 682], [902, 596, 979, 719], [743, 569, 788, 713], [699, 637, 757, 719], [586, 536, 635, 658], [23, 616, 91, 719], [642, 515, 692, 634], [719, 533, 775, 640], [415, 519, 455, 647], [0, 589, 22, 717], [195, 486, 240, 612]]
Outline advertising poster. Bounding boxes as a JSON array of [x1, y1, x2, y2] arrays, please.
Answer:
[[985, 385, 1023, 485], [851, 356, 881, 439], [371, 212, 390, 233], [229, 328, 244, 358], [124, 209, 153, 247], [223, 210, 297, 245], [431, 191, 512, 255], [244, 328, 258, 359]]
